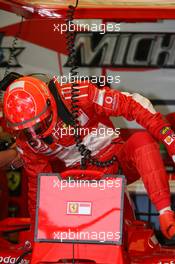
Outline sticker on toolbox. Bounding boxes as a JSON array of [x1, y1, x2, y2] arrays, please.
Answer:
[[67, 201, 92, 215]]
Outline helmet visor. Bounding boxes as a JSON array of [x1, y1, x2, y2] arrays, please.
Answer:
[[22, 112, 53, 141]]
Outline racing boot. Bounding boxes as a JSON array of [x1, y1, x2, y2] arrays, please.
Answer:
[[159, 210, 175, 239]]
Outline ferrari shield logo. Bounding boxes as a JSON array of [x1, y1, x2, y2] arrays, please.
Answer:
[[7, 171, 21, 191], [68, 202, 78, 214]]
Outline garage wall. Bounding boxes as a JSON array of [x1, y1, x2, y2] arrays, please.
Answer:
[[1, 10, 175, 128]]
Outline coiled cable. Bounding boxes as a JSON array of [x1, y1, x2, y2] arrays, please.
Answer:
[[66, 1, 117, 169]]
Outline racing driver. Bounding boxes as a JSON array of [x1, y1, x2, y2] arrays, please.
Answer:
[[3, 75, 175, 240]]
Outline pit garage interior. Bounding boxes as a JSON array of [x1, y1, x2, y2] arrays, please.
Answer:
[[1, 1, 175, 263]]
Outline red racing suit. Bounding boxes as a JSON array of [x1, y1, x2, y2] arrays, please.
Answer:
[[16, 81, 172, 232]]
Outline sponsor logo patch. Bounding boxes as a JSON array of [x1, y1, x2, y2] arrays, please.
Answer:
[[164, 135, 175, 145], [160, 127, 171, 135], [67, 202, 92, 215]]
